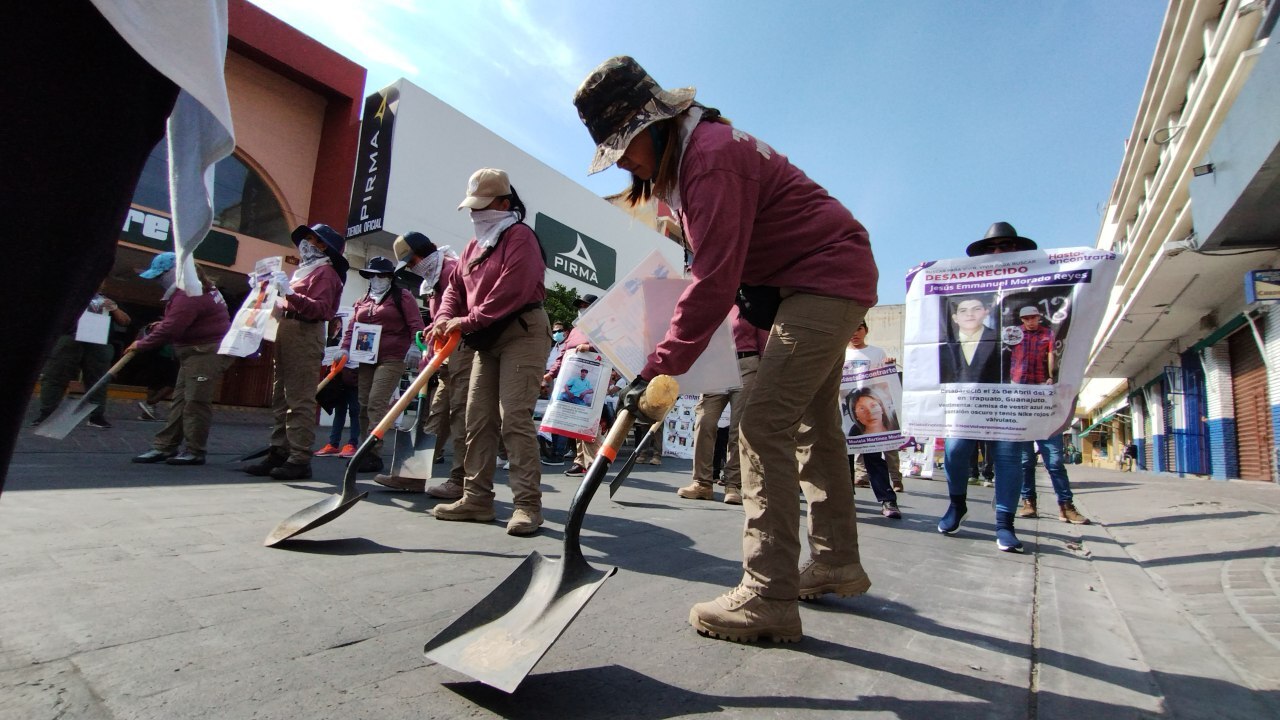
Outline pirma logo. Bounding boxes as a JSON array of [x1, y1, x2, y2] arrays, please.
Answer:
[[534, 212, 616, 290]]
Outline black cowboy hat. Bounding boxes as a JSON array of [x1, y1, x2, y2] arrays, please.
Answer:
[[966, 221, 1038, 256], [358, 256, 396, 278], [574, 294, 599, 308], [291, 223, 350, 278]]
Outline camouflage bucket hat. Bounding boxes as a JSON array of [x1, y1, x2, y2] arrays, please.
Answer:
[[573, 56, 696, 175]]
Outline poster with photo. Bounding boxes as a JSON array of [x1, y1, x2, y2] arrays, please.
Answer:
[[662, 394, 699, 461], [74, 309, 110, 345], [842, 364, 904, 454], [897, 437, 936, 479], [220, 256, 283, 357], [348, 322, 382, 365], [323, 306, 354, 366], [540, 350, 612, 441], [901, 247, 1121, 441]]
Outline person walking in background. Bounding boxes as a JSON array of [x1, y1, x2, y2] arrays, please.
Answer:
[[129, 253, 231, 466], [32, 286, 131, 429], [545, 295, 604, 477], [1018, 434, 1091, 524], [844, 321, 902, 519], [678, 308, 766, 505], [575, 56, 879, 642], [938, 222, 1039, 553], [333, 257, 425, 474], [243, 224, 347, 481], [379, 231, 477, 495], [316, 314, 360, 459], [429, 168, 553, 537]]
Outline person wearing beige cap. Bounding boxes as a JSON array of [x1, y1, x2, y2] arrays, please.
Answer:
[[1009, 305, 1055, 385], [574, 56, 879, 642], [428, 168, 552, 536]]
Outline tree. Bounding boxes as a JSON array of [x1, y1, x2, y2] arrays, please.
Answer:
[[545, 282, 581, 328]]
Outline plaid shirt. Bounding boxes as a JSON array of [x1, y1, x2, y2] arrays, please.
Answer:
[[1010, 325, 1054, 384]]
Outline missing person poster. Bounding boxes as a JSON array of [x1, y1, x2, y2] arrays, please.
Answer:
[[220, 256, 283, 357], [842, 364, 904, 454], [902, 247, 1121, 441], [348, 322, 383, 365], [663, 394, 699, 461], [540, 350, 612, 442]]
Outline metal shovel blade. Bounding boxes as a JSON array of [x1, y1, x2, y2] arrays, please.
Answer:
[[423, 550, 617, 693], [263, 489, 369, 546], [32, 400, 101, 440], [388, 398, 438, 482]]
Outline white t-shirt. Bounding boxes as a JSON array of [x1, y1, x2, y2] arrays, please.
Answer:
[[844, 344, 888, 374]]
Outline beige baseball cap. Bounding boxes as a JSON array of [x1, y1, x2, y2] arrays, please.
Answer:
[[457, 168, 511, 210]]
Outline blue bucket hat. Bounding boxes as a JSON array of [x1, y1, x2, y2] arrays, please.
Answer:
[[291, 223, 350, 279], [139, 252, 177, 279]]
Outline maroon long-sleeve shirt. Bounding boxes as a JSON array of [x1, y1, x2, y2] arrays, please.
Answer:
[[643, 121, 878, 379], [341, 288, 425, 362], [426, 256, 459, 320], [283, 263, 344, 322], [136, 289, 231, 350], [437, 223, 546, 333]]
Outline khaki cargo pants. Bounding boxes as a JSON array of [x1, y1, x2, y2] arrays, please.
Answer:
[[738, 292, 867, 600], [270, 318, 325, 464], [358, 358, 407, 460], [151, 343, 230, 455], [426, 345, 474, 483], [692, 353, 760, 489]]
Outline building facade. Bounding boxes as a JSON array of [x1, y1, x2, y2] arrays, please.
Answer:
[[101, 0, 366, 407], [1084, 0, 1279, 481]]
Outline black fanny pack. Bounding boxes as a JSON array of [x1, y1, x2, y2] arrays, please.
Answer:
[[463, 302, 542, 351], [735, 284, 781, 330]]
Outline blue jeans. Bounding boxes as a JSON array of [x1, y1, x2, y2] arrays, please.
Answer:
[[328, 385, 360, 446], [944, 438, 1028, 514], [851, 453, 897, 504], [1021, 435, 1073, 503]]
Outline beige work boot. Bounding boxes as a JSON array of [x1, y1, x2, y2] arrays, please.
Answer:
[[432, 497, 495, 522], [723, 487, 743, 505], [798, 559, 872, 600], [506, 507, 543, 536], [425, 480, 464, 499], [1058, 501, 1091, 525], [677, 482, 715, 500], [688, 585, 802, 643], [1017, 497, 1038, 518], [374, 474, 425, 492]]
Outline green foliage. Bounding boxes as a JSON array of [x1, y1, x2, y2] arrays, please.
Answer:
[[545, 282, 581, 328]]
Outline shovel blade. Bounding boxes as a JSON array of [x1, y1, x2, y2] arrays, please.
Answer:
[[423, 550, 617, 693], [263, 491, 368, 547], [389, 425, 438, 481], [32, 400, 99, 440]]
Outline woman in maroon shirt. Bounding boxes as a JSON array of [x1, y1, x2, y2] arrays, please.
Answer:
[[335, 257, 425, 474], [129, 252, 232, 466], [430, 168, 552, 537], [575, 57, 878, 643]]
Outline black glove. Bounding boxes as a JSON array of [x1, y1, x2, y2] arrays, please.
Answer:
[[622, 376, 652, 422]]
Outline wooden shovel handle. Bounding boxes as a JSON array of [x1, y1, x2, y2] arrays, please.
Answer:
[[368, 331, 460, 441], [315, 353, 347, 393]]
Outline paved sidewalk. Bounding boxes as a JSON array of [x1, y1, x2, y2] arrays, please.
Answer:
[[1, 408, 1278, 719]]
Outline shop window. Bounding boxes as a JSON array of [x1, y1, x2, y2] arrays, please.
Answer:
[[132, 143, 292, 247]]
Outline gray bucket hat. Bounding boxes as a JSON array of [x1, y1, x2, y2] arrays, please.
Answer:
[[573, 56, 696, 175]]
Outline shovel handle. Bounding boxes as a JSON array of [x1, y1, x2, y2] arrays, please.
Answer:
[[107, 350, 136, 378], [315, 354, 347, 393], [368, 330, 459, 441]]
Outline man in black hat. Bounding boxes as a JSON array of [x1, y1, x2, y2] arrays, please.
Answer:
[[244, 224, 348, 481], [939, 221, 1038, 554]]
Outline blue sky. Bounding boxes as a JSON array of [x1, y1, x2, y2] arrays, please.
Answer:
[[248, 0, 1167, 305]]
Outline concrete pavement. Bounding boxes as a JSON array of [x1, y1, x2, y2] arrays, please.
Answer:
[[1, 400, 1278, 719]]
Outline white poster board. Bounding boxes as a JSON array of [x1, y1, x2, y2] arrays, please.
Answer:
[[220, 256, 283, 357], [842, 364, 904, 454], [898, 438, 936, 478], [577, 251, 740, 394], [349, 322, 383, 365], [323, 306, 354, 366], [540, 349, 612, 441], [902, 247, 1121, 441], [74, 310, 110, 345]]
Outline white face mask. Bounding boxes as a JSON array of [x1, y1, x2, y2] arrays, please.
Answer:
[[369, 277, 392, 297], [300, 241, 327, 264], [470, 209, 519, 249]]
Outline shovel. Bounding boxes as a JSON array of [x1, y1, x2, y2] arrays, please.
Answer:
[[387, 390, 439, 485], [234, 355, 349, 463], [607, 422, 660, 498], [34, 351, 136, 440], [263, 331, 459, 546], [422, 375, 680, 693]]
